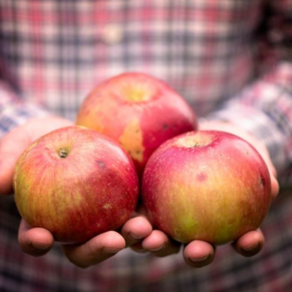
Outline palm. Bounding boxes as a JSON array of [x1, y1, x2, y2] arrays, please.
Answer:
[[0, 117, 279, 268]]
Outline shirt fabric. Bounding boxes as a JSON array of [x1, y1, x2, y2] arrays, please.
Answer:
[[0, 1, 292, 291]]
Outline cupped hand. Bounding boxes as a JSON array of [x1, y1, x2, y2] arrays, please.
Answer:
[[131, 120, 279, 268], [0, 118, 279, 269], [199, 120, 279, 199], [0, 117, 153, 268], [182, 120, 278, 266], [18, 216, 153, 268]]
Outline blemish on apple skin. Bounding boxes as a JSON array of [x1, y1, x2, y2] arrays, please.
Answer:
[[119, 119, 144, 162], [103, 203, 112, 209], [96, 160, 106, 168], [197, 172, 207, 182], [259, 176, 266, 186]]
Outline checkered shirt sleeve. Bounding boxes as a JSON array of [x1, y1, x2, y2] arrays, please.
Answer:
[[0, 81, 48, 137], [206, 0, 292, 185], [207, 62, 292, 182]]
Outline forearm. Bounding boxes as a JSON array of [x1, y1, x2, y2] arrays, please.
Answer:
[[205, 62, 292, 185]]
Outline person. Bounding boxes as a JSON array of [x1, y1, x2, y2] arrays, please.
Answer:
[[0, 1, 291, 291]]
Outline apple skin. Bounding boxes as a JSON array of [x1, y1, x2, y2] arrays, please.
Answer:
[[13, 126, 139, 244], [76, 72, 197, 177], [142, 130, 272, 245]]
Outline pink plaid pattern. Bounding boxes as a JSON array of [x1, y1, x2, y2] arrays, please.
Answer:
[[0, 1, 270, 119], [1, 1, 292, 291]]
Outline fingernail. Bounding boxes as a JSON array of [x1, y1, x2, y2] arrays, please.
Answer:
[[148, 245, 165, 252], [243, 243, 259, 251], [130, 233, 144, 240], [134, 247, 147, 253], [189, 255, 209, 263], [31, 242, 51, 251], [103, 247, 123, 255]]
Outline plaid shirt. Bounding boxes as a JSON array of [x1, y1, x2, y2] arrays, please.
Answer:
[[1, 1, 292, 291]]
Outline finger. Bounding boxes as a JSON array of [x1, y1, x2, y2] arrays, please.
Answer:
[[18, 220, 54, 257], [183, 240, 216, 268], [271, 176, 280, 200], [61, 231, 126, 268], [121, 215, 152, 247], [0, 129, 31, 195], [268, 163, 277, 178], [232, 229, 264, 257], [0, 117, 73, 195], [141, 230, 180, 257], [129, 242, 149, 254]]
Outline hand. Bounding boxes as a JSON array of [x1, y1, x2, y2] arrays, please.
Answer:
[[0, 118, 279, 268], [199, 120, 279, 200], [18, 213, 152, 268], [0, 117, 153, 268], [194, 120, 278, 264], [131, 120, 279, 268], [127, 207, 215, 268]]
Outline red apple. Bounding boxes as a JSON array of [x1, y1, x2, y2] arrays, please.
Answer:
[[142, 130, 272, 245], [76, 72, 197, 177], [13, 126, 139, 244]]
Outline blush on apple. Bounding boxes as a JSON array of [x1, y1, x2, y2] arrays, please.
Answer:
[[142, 130, 272, 245], [76, 72, 197, 177], [13, 126, 139, 244]]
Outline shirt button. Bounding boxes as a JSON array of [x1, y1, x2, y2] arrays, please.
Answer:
[[102, 24, 123, 45]]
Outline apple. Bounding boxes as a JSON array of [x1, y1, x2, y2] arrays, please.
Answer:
[[142, 130, 272, 245], [13, 126, 139, 244], [76, 72, 197, 177]]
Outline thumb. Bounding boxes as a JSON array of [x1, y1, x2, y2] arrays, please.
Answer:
[[0, 117, 73, 195], [0, 127, 32, 195]]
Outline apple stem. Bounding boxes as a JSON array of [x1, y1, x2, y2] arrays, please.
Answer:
[[191, 142, 200, 147], [59, 148, 68, 158]]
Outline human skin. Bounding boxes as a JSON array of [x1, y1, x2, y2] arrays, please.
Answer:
[[0, 117, 279, 268]]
